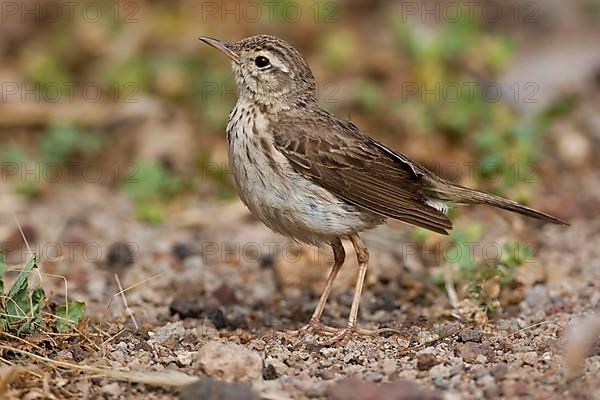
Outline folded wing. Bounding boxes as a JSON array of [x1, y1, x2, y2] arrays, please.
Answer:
[[272, 113, 453, 235]]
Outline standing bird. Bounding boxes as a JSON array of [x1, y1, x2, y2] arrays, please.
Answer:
[[198, 35, 567, 341]]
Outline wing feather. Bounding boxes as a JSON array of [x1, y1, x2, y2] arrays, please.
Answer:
[[272, 113, 452, 235]]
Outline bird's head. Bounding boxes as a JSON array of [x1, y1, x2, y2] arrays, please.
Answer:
[[199, 35, 317, 109]]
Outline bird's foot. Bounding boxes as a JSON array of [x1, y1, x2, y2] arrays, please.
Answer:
[[326, 325, 402, 345], [287, 319, 340, 337]]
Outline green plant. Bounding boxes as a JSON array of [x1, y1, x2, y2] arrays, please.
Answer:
[[463, 240, 535, 311], [40, 123, 104, 164], [55, 301, 86, 332], [444, 223, 483, 273], [389, 9, 550, 197], [120, 160, 185, 223], [435, 224, 534, 314], [0, 254, 85, 334], [321, 29, 356, 71], [354, 80, 383, 111], [0, 146, 43, 198]]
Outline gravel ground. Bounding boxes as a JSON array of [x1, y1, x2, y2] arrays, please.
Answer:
[[0, 171, 598, 399]]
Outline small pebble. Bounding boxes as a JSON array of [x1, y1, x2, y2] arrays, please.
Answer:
[[417, 353, 438, 371], [207, 308, 227, 330], [172, 242, 193, 261], [101, 382, 122, 398], [212, 283, 239, 306], [169, 298, 203, 319], [197, 342, 263, 383], [522, 351, 539, 366], [460, 342, 485, 364], [490, 362, 508, 379], [179, 377, 259, 400], [263, 363, 279, 380], [318, 370, 335, 380], [525, 285, 550, 310], [106, 242, 136, 267], [259, 254, 275, 269], [433, 377, 448, 389], [459, 328, 482, 343], [429, 364, 450, 379], [380, 358, 397, 375]]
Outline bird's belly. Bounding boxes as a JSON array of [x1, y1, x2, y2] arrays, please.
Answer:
[[228, 137, 383, 245]]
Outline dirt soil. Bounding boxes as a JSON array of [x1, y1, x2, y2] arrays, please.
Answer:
[[0, 165, 599, 399]]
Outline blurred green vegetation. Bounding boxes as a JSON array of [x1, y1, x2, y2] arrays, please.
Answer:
[[431, 224, 536, 313], [390, 13, 544, 197], [1, 123, 104, 198], [40, 123, 104, 164], [14, 2, 570, 199], [465, 240, 536, 312], [120, 161, 186, 223]]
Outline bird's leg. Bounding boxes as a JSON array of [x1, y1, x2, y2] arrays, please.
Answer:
[[307, 239, 345, 328], [289, 239, 345, 336], [346, 233, 369, 329], [328, 234, 400, 344]]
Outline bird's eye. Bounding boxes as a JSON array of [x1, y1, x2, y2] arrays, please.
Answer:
[[254, 56, 270, 68]]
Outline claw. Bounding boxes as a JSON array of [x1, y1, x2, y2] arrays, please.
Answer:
[[287, 319, 340, 337], [326, 325, 402, 345]]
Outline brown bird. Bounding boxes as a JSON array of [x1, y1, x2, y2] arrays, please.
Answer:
[[198, 34, 567, 341]]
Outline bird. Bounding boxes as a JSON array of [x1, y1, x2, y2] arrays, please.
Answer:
[[198, 34, 567, 341]]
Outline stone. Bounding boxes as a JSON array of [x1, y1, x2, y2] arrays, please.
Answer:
[[522, 351, 539, 366], [197, 342, 263, 383], [179, 377, 260, 400], [207, 308, 227, 329], [329, 379, 440, 400], [212, 283, 239, 306], [417, 353, 438, 371], [433, 377, 448, 389], [263, 364, 278, 380], [459, 328, 482, 343], [429, 364, 451, 379], [106, 242, 136, 267], [169, 298, 203, 319], [263, 357, 288, 378], [176, 351, 196, 367], [380, 358, 397, 376], [524, 285, 549, 310], [101, 382, 122, 398], [490, 362, 508, 380], [149, 322, 186, 346], [460, 342, 485, 364]]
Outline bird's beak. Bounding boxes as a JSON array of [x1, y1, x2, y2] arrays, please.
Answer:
[[198, 36, 240, 64]]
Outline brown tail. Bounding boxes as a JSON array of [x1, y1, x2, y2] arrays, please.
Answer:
[[430, 183, 568, 225]]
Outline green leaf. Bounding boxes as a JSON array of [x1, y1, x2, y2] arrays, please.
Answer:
[[7, 256, 35, 298], [121, 161, 182, 202], [40, 124, 81, 164], [3, 255, 47, 333], [354, 80, 382, 111], [55, 301, 86, 332], [40, 124, 105, 165], [134, 201, 165, 224], [0, 145, 28, 165], [5, 283, 30, 322], [16, 287, 46, 334], [322, 30, 356, 70]]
